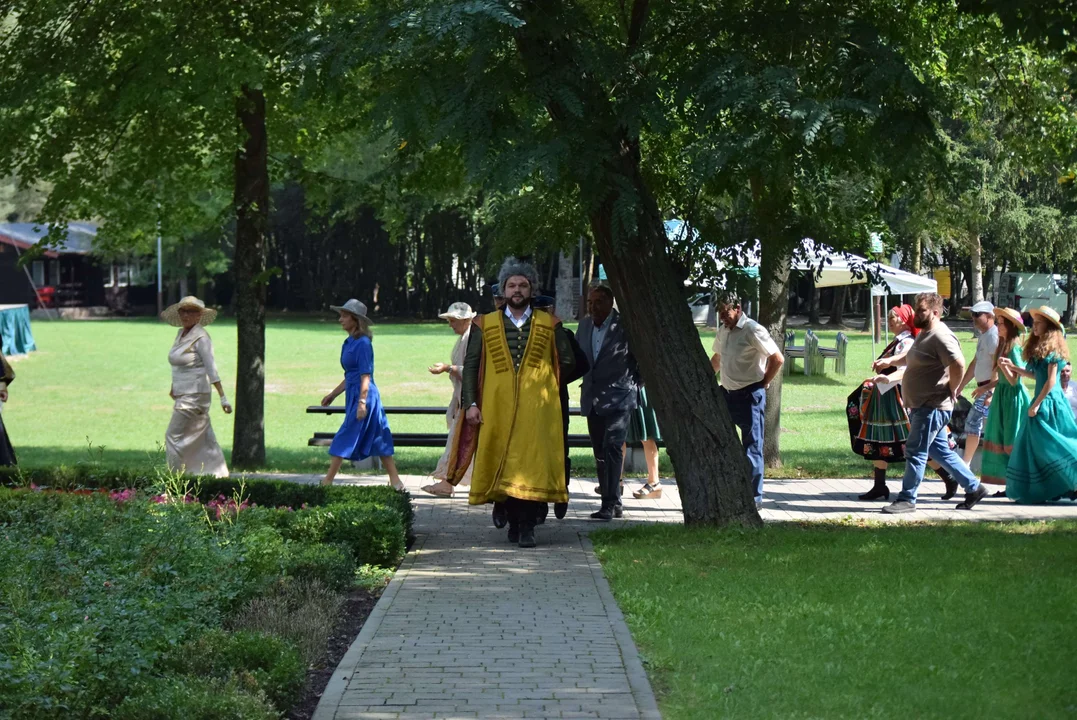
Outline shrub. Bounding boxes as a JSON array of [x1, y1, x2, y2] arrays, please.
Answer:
[[284, 541, 356, 592], [230, 578, 344, 667], [160, 629, 306, 711], [113, 677, 278, 720], [290, 503, 406, 568]]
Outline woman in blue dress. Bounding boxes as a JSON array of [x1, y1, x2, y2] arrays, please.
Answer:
[[999, 306, 1077, 503], [319, 299, 404, 490]]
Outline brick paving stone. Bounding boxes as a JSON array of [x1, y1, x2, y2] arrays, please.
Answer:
[[270, 470, 1074, 720]]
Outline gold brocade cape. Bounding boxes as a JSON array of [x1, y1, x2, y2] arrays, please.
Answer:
[[446, 310, 568, 505]]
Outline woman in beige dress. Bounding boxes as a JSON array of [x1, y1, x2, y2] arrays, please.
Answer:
[[163, 296, 232, 477], [421, 302, 477, 497]]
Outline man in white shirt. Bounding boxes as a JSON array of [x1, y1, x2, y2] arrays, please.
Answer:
[[1062, 363, 1077, 419], [709, 295, 784, 509], [957, 301, 999, 466]]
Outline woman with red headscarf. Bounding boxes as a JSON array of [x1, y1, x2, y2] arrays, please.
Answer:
[[846, 304, 957, 500]]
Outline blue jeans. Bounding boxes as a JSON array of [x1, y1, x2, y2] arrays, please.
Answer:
[[899, 407, 981, 503], [722, 383, 766, 502]]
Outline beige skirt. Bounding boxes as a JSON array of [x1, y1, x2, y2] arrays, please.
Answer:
[[432, 410, 473, 486], [166, 393, 229, 478]]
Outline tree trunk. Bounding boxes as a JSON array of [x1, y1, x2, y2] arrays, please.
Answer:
[[948, 255, 964, 317], [230, 85, 269, 468], [1064, 260, 1075, 327], [911, 234, 922, 274], [807, 274, 821, 325], [968, 233, 985, 304], [758, 241, 791, 469], [556, 250, 576, 319], [578, 243, 594, 321], [827, 285, 847, 326], [514, 4, 760, 527]]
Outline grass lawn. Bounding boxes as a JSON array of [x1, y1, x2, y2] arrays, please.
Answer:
[[5, 316, 1074, 477], [592, 521, 1077, 719]]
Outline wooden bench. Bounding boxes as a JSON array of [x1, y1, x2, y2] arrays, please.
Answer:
[[306, 404, 663, 458], [806, 331, 848, 375], [783, 330, 808, 376]]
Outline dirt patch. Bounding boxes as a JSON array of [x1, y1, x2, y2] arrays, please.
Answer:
[[286, 587, 381, 720]]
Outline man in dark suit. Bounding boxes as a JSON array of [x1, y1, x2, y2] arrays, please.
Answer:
[[577, 286, 640, 521]]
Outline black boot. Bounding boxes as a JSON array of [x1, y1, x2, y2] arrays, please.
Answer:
[[937, 468, 958, 500], [518, 523, 537, 548], [492, 502, 508, 529], [537, 502, 548, 525], [507, 523, 520, 543], [858, 467, 890, 501]]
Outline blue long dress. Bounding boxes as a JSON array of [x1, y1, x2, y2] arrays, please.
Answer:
[[1005, 352, 1077, 503], [329, 336, 395, 461]]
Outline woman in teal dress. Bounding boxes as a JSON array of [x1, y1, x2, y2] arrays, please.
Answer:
[[999, 306, 1077, 503], [978, 307, 1030, 490]]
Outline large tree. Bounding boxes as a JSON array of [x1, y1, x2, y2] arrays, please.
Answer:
[[0, 0, 336, 467], [309, 0, 1014, 524]]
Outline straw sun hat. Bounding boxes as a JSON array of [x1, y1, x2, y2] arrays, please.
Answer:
[[993, 306, 1026, 334], [160, 296, 218, 327], [438, 302, 476, 320], [1029, 305, 1064, 331]]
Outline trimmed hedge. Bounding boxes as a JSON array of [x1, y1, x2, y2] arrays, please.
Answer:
[[0, 467, 414, 542]]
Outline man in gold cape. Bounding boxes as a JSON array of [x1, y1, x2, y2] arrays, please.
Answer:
[[445, 257, 576, 548]]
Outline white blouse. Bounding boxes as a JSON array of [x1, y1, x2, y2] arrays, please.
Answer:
[[169, 326, 221, 395]]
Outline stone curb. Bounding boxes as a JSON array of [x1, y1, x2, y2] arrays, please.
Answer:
[[580, 534, 663, 720], [312, 532, 430, 720]]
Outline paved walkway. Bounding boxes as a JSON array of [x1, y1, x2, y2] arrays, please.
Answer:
[[290, 473, 1076, 720]]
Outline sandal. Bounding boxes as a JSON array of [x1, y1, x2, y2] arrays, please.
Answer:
[[420, 483, 453, 498], [632, 483, 662, 500]]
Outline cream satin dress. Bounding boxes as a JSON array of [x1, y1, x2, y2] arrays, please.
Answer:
[[166, 326, 229, 477]]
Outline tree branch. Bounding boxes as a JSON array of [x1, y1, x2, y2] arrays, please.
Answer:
[[626, 0, 650, 52]]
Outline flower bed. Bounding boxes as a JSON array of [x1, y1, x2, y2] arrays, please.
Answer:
[[0, 472, 411, 718]]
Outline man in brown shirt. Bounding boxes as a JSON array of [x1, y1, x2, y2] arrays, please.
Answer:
[[879, 293, 988, 513]]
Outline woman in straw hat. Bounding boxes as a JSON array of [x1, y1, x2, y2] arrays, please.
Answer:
[[162, 296, 231, 478], [319, 300, 404, 490], [978, 307, 1030, 490], [999, 305, 1077, 502], [422, 302, 477, 497]]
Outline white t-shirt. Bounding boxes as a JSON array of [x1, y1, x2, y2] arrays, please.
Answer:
[[973, 325, 999, 384], [1063, 381, 1077, 420], [712, 313, 781, 391]]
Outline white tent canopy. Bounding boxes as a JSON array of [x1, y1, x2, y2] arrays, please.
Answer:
[[799, 246, 937, 297]]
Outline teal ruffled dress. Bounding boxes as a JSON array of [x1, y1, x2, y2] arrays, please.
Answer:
[[979, 346, 1030, 485], [1005, 353, 1077, 503]]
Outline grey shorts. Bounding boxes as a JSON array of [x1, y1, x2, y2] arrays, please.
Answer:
[[965, 390, 992, 437]]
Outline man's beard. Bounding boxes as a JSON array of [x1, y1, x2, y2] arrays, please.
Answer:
[[507, 294, 529, 310], [913, 314, 930, 329]]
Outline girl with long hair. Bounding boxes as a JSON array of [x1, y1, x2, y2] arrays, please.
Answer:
[[978, 308, 1030, 490], [999, 306, 1077, 502]]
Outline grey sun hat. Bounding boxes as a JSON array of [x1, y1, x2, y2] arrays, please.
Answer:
[[438, 302, 476, 320], [329, 299, 368, 319]]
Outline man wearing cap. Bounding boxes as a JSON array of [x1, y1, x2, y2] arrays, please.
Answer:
[[445, 257, 576, 548], [957, 300, 999, 467], [578, 285, 640, 521], [881, 292, 988, 513], [422, 302, 477, 497]]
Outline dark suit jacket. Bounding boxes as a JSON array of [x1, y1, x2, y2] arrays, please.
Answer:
[[577, 310, 639, 416]]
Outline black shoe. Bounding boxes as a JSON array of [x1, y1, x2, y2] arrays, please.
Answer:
[[537, 503, 548, 525], [613, 505, 623, 518], [882, 500, 916, 514], [507, 525, 520, 543], [518, 527, 536, 548], [992, 490, 1007, 498], [938, 470, 958, 500], [590, 507, 614, 521], [492, 503, 508, 529], [858, 485, 890, 501], [554, 502, 568, 519], [956, 484, 988, 510]]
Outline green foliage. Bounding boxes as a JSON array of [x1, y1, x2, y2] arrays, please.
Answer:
[[159, 629, 307, 712], [290, 503, 407, 568], [285, 541, 358, 592], [112, 677, 279, 720]]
